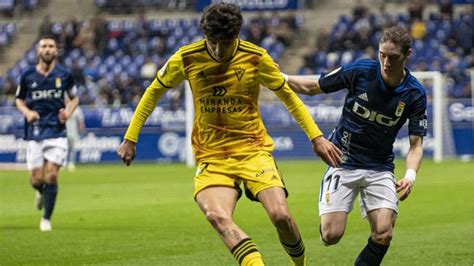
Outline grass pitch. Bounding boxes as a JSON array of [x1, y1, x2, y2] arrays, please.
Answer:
[[0, 159, 472, 265]]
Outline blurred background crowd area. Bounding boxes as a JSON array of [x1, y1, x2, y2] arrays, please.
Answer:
[[0, 0, 472, 108]]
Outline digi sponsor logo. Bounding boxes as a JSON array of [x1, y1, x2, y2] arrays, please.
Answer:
[[352, 101, 400, 127], [32, 89, 62, 100]]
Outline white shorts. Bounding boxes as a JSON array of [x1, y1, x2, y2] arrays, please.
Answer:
[[26, 138, 68, 170], [318, 167, 398, 218]]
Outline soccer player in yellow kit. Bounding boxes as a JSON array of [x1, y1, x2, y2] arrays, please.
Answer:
[[118, 3, 342, 265]]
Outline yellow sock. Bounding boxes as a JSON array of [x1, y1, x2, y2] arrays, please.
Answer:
[[289, 254, 306, 266], [241, 252, 264, 266], [281, 239, 306, 266], [231, 238, 264, 266]]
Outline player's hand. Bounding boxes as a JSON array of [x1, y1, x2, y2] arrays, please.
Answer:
[[311, 136, 343, 168], [25, 110, 40, 123], [117, 139, 137, 166], [58, 108, 69, 124], [396, 178, 414, 201]]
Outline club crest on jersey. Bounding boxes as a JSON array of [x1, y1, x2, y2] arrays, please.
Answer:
[[234, 67, 245, 81], [55, 77, 61, 88], [395, 101, 405, 117]]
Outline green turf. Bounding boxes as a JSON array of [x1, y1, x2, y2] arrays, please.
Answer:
[[1, 160, 473, 265]]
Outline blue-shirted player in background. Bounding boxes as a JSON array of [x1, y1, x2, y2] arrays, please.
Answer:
[[15, 35, 79, 232], [286, 26, 427, 265]]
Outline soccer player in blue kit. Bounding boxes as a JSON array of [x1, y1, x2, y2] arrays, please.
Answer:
[[16, 36, 79, 231], [285, 26, 427, 265]]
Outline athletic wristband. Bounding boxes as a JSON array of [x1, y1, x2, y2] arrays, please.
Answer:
[[404, 169, 417, 184], [281, 73, 289, 82]]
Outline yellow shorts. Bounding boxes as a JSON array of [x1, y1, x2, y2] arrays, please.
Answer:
[[194, 152, 288, 201]]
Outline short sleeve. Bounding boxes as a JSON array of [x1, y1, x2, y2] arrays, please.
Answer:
[[15, 74, 27, 99], [318, 63, 357, 93], [408, 92, 428, 136], [65, 72, 78, 99]]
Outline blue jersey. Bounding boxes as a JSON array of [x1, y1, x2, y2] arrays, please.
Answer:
[[319, 59, 427, 172], [16, 64, 77, 141]]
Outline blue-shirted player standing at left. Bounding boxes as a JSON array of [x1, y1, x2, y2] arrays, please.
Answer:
[[16, 35, 79, 232], [285, 26, 427, 265]]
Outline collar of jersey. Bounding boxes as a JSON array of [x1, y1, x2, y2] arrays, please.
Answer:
[[36, 64, 57, 77], [205, 39, 240, 63], [376, 63, 411, 93]]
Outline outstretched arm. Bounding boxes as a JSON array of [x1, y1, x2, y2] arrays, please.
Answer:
[[286, 75, 324, 96], [397, 135, 424, 201], [273, 84, 342, 167]]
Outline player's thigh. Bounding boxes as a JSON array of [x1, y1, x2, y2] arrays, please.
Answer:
[[359, 171, 398, 218], [43, 138, 68, 168], [319, 167, 360, 216], [26, 140, 44, 170], [366, 208, 396, 233], [240, 152, 286, 201], [258, 186, 290, 218], [195, 186, 240, 218], [194, 158, 242, 199], [320, 211, 348, 235]]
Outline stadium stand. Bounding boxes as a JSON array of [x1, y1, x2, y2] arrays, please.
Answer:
[[298, 8, 473, 98], [0, 13, 300, 107], [0, 0, 38, 15], [95, 0, 194, 12], [0, 22, 15, 47], [0, 1, 471, 107]]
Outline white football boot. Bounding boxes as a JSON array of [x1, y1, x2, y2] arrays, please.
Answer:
[[40, 218, 52, 232]]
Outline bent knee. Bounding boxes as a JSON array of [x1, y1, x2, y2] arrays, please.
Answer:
[[372, 228, 393, 245], [268, 210, 293, 231], [45, 173, 58, 183], [321, 226, 344, 245], [204, 210, 232, 228]]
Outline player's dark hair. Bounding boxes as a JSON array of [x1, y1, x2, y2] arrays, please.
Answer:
[[38, 35, 58, 45], [200, 2, 242, 41], [379, 26, 412, 55]]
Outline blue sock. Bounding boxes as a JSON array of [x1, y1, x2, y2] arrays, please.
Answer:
[[43, 183, 58, 220], [355, 237, 389, 266], [31, 181, 45, 194]]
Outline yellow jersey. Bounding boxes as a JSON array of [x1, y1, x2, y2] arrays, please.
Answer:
[[125, 39, 322, 162]]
